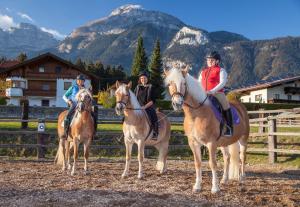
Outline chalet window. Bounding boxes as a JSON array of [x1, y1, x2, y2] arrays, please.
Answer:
[[41, 100, 49, 107], [42, 84, 50, 91], [64, 82, 72, 90], [274, 94, 280, 99], [39, 67, 45, 73], [249, 98, 251, 102], [255, 94, 262, 102], [55, 66, 62, 73], [287, 95, 292, 100]]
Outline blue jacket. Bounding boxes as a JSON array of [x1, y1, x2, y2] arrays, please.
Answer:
[[63, 84, 81, 103]]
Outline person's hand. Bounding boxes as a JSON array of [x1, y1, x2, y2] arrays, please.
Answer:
[[68, 100, 73, 106], [207, 90, 214, 95], [141, 105, 146, 110]]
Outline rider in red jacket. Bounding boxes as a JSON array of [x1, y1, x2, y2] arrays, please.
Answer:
[[199, 51, 233, 137]]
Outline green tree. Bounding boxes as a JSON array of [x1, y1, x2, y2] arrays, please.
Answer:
[[17, 52, 27, 62], [149, 39, 164, 99], [131, 35, 148, 87], [75, 58, 86, 70]]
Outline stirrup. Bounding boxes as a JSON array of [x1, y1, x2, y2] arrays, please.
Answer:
[[223, 126, 233, 137]]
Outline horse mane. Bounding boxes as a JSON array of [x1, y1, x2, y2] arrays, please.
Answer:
[[165, 68, 207, 104], [116, 84, 143, 116]]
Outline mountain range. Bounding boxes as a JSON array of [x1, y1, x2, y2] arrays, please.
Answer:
[[1, 4, 300, 88]]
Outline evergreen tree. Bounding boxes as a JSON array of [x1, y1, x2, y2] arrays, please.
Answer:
[[17, 52, 27, 62], [75, 58, 86, 70], [131, 35, 148, 87], [149, 39, 164, 99]]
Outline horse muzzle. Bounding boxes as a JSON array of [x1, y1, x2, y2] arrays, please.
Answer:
[[171, 96, 183, 111], [115, 103, 125, 116]]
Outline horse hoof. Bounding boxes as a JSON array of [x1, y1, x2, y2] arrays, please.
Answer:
[[211, 187, 220, 194], [193, 187, 201, 193], [137, 174, 144, 179], [71, 171, 75, 176], [84, 171, 90, 176], [121, 173, 128, 178]]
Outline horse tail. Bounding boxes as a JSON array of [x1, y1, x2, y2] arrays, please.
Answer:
[[228, 141, 240, 180], [55, 138, 66, 166]]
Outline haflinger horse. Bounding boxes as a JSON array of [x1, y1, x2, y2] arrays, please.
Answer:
[[114, 81, 171, 179], [164, 67, 249, 193], [55, 88, 94, 175]]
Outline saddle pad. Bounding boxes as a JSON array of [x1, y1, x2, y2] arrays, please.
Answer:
[[209, 97, 240, 125]]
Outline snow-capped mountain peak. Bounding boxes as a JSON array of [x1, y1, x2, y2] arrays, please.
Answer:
[[109, 4, 143, 16], [168, 26, 209, 49]]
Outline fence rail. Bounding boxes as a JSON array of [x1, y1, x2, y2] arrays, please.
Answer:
[[1, 108, 300, 163]]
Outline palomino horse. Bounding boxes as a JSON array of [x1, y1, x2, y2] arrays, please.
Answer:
[[164, 68, 249, 193], [114, 81, 171, 179], [55, 88, 94, 175]]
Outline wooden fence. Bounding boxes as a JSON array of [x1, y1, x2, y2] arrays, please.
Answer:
[[1, 109, 300, 163]]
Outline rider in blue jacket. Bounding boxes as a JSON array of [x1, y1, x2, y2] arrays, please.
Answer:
[[62, 74, 86, 137]]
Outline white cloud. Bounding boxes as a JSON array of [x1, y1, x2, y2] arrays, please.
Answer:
[[5, 8, 11, 12], [17, 12, 34, 22], [0, 14, 18, 30], [41, 27, 66, 40]]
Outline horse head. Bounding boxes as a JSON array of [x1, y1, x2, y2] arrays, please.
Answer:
[[114, 81, 132, 116], [164, 66, 189, 111], [75, 88, 93, 112]]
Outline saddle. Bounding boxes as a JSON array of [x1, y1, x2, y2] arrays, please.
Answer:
[[208, 96, 240, 136]]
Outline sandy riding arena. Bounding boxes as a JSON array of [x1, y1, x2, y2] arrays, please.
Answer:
[[0, 159, 299, 207]]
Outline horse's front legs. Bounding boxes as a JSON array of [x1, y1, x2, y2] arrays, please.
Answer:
[[207, 142, 220, 193], [71, 139, 79, 176], [188, 138, 202, 192], [122, 138, 133, 178], [137, 139, 145, 179]]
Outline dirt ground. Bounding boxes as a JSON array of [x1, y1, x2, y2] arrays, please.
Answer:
[[0, 158, 299, 207]]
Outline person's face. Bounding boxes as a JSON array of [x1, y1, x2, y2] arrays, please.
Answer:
[[140, 76, 148, 85], [206, 58, 218, 67], [77, 79, 84, 86]]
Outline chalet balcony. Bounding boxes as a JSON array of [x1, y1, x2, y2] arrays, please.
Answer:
[[268, 98, 300, 104], [24, 90, 56, 97], [284, 87, 300, 94], [5, 88, 23, 97]]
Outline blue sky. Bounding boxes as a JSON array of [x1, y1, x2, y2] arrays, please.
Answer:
[[0, 0, 300, 40]]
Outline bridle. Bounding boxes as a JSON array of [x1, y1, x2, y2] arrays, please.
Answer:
[[169, 79, 208, 109], [76, 91, 92, 112], [116, 92, 142, 111]]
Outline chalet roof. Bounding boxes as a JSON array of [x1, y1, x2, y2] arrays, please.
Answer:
[[0, 52, 98, 79], [234, 75, 300, 93], [0, 60, 20, 69]]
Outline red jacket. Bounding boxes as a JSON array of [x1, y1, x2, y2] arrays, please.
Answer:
[[201, 65, 224, 92]]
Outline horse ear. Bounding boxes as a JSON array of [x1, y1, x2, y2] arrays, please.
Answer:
[[163, 68, 169, 77], [127, 81, 132, 89], [116, 80, 120, 88]]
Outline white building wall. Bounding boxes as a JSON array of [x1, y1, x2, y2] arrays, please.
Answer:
[[6, 98, 20, 106], [28, 96, 56, 107]]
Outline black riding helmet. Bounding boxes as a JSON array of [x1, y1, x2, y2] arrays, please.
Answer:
[[138, 70, 149, 78], [206, 51, 221, 61], [76, 74, 85, 81]]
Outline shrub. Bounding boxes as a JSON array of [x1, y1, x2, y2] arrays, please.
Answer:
[[0, 97, 6, 105], [156, 99, 172, 110], [98, 91, 116, 108]]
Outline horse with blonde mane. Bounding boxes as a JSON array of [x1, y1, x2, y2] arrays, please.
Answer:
[[114, 81, 171, 179], [55, 88, 94, 175], [164, 68, 249, 193]]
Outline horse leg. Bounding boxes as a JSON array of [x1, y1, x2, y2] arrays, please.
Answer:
[[220, 146, 230, 184], [83, 139, 91, 175], [71, 139, 79, 176], [188, 137, 202, 192], [60, 138, 66, 171], [66, 141, 71, 170], [207, 142, 220, 194], [239, 139, 247, 181], [122, 138, 133, 178], [137, 139, 145, 179], [155, 140, 169, 174]]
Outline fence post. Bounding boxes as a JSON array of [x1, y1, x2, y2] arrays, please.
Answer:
[[37, 119, 46, 159], [20, 99, 29, 129], [258, 108, 265, 133], [268, 118, 277, 164]]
